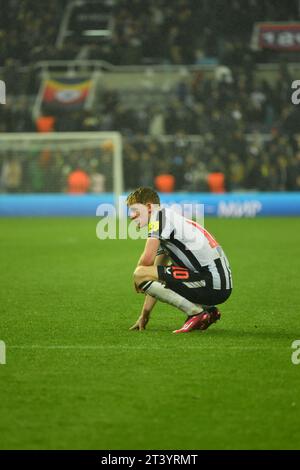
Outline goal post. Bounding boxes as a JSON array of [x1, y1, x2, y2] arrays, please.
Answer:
[[0, 131, 123, 206]]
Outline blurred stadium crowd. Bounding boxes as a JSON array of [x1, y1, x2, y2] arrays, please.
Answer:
[[1, 0, 300, 193], [2, 0, 299, 66]]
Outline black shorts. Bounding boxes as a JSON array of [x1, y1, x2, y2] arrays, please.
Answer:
[[157, 265, 232, 306]]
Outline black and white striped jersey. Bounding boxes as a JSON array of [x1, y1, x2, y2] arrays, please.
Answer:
[[148, 207, 232, 291]]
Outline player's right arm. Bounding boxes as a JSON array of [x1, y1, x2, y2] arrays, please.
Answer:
[[130, 252, 169, 331]]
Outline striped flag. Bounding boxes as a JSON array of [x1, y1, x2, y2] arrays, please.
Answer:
[[41, 77, 93, 110]]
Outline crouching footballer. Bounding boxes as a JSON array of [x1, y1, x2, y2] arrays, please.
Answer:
[[128, 187, 232, 333]]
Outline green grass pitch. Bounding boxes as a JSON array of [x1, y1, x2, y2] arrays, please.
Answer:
[[0, 216, 299, 450]]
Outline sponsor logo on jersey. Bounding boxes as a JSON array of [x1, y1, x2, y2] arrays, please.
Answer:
[[148, 221, 159, 233]]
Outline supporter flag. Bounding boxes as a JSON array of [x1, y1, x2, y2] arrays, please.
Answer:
[[41, 77, 93, 110], [251, 22, 300, 51]]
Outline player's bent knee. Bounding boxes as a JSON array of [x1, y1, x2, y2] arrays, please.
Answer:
[[133, 266, 145, 283], [133, 266, 153, 285]]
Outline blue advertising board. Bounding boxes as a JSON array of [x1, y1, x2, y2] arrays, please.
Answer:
[[0, 192, 299, 217]]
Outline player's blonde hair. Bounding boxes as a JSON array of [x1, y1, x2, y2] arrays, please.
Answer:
[[126, 187, 160, 206]]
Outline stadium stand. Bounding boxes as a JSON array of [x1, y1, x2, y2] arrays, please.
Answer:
[[0, 0, 300, 193]]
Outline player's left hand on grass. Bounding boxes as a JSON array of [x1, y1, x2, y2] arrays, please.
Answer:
[[129, 313, 149, 331]]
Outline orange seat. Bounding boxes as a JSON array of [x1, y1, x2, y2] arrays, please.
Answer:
[[36, 116, 55, 133], [154, 174, 175, 193], [67, 170, 90, 194], [207, 172, 225, 193]]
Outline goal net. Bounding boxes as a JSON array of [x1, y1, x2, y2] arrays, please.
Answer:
[[0, 131, 123, 201]]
